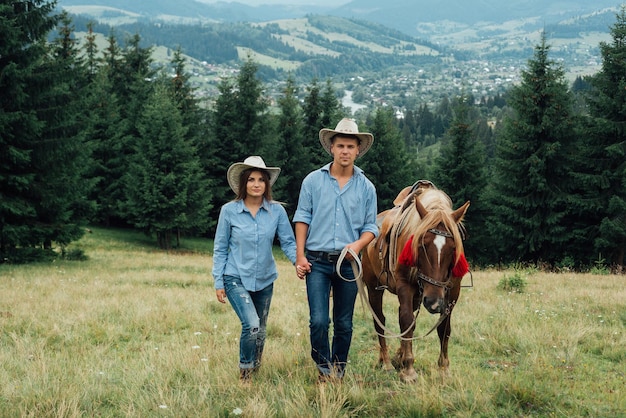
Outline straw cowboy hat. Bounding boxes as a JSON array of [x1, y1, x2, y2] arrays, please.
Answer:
[[227, 156, 281, 194], [319, 118, 374, 158]]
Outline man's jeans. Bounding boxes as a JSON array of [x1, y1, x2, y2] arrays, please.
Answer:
[[224, 276, 273, 370], [305, 254, 358, 378]]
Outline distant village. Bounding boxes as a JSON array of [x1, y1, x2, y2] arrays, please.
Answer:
[[180, 45, 601, 117]]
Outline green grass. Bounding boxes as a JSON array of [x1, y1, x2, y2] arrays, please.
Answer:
[[0, 227, 624, 417]]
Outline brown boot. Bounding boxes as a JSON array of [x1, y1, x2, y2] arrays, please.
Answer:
[[240, 368, 252, 386]]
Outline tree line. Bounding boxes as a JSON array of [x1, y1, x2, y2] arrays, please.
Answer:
[[1, 1, 625, 272]]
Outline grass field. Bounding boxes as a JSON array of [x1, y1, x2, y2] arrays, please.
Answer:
[[0, 227, 624, 417]]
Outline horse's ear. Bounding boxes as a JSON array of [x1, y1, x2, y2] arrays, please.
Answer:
[[414, 195, 428, 218], [452, 201, 470, 223]]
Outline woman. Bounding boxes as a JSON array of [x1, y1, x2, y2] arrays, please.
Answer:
[[212, 156, 296, 384]]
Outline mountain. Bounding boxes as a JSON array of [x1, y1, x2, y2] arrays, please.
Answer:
[[56, 0, 620, 107], [57, 0, 333, 24], [57, 0, 621, 35], [332, 0, 620, 35]]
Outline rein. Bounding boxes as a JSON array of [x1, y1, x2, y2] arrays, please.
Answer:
[[336, 247, 451, 341]]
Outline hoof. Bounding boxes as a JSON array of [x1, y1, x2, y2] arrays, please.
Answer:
[[378, 360, 395, 372], [399, 368, 418, 383], [391, 357, 401, 370]]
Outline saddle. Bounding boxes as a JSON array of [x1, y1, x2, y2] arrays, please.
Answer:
[[375, 180, 438, 290]]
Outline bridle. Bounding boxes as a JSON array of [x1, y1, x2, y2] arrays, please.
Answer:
[[413, 227, 456, 289], [336, 228, 459, 341]]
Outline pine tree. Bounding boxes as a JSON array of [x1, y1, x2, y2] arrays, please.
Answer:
[[486, 33, 578, 265], [33, 12, 94, 248], [582, 6, 626, 269], [166, 47, 215, 233], [0, 2, 90, 260], [360, 107, 413, 211], [274, 75, 308, 216], [432, 96, 489, 264], [97, 33, 156, 224], [83, 21, 100, 81], [207, 58, 272, 229], [124, 85, 211, 249], [320, 79, 341, 131], [234, 57, 273, 157], [83, 67, 127, 226], [302, 79, 328, 166], [433, 96, 486, 208]]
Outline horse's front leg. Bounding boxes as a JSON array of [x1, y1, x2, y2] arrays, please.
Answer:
[[437, 313, 451, 372], [395, 273, 419, 383], [438, 281, 461, 372]]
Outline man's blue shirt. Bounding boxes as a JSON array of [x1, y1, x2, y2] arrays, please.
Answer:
[[293, 163, 378, 252], [212, 198, 296, 291]]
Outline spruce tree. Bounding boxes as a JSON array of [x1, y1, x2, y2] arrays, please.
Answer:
[[486, 33, 578, 266], [34, 12, 93, 248], [83, 21, 99, 81], [433, 96, 486, 208], [302, 79, 328, 166], [166, 47, 215, 233], [97, 33, 156, 224], [582, 6, 626, 268], [83, 68, 128, 226], [124, 85, 211, 249], [274, 75, 308, 216], [234, 57, 273, 157], [0, 2, 90, 259], [207, 58, 271, 228], [432, 96, 488, 264], [360, 107, 413, 211], [320, 79, 341, 131]]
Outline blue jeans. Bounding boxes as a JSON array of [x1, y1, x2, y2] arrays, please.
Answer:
[[305, 254, 358, 378], [224, 276, 273, 370]]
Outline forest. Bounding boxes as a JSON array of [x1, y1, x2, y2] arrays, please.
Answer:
[[1, 0, 625, 271]]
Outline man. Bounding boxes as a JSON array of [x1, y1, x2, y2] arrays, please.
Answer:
[[293, 118, 378, 382]]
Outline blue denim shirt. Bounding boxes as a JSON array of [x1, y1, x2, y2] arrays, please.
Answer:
[[212, 198, 296, 291], [293, 163, 378, 252]]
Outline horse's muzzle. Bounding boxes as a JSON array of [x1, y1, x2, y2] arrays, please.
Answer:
[[423, 296, 445, 314]]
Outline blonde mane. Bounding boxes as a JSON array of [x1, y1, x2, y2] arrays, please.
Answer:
[[405, 189, 465, 262]]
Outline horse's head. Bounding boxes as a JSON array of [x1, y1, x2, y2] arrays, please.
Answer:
[[411, 191, 469, 314]]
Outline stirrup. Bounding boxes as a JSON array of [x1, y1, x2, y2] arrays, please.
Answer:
[[375, 285, 389, 291]]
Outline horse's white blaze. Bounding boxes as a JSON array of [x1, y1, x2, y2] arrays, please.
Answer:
[[434, 234, 446, 266]]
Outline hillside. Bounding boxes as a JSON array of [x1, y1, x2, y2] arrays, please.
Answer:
[[59, 0, 333, 24], [333, 0, 620, 35], [61, 2, 617, 111], [61, 0, 618, 75], [69, 13, 447, 81]]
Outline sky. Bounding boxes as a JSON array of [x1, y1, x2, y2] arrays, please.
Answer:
[[197, 0, 349, 6]]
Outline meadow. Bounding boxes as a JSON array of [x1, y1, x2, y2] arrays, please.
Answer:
[[0, 227, 624, 417]]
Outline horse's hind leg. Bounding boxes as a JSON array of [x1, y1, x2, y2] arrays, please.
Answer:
[[369, 287, 394, 371]]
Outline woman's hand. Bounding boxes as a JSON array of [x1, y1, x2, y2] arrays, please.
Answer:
[[216, 289, 226, 304], [295, 257, 311, 280]]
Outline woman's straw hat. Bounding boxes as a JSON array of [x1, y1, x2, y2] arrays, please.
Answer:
[[227, 156, 280, 194]]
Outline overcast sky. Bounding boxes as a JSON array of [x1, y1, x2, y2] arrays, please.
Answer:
[[197, 0, 349, 6]]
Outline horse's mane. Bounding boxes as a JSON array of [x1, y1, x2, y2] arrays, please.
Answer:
[[404, 189, 465, 262]]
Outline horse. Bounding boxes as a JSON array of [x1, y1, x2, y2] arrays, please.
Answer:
[[361, 181, 470, 382]]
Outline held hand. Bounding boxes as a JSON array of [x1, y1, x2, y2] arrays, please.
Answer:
[[216, 289, 226, 304], [295, 256, 311, 280]]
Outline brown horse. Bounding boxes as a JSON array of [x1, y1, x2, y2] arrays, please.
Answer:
[[361, 182, 469, 382]]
